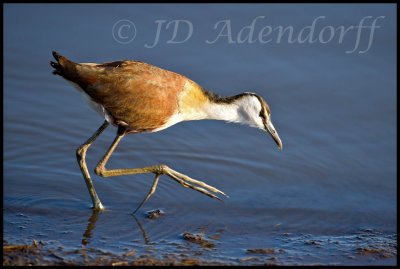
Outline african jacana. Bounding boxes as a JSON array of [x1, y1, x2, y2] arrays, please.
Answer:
[[50, 51, 282, 212]]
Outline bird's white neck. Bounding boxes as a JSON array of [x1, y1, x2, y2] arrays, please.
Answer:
[[202, 93, 264, 129], [178, 98, 241, 123], [183, 96, 257, 127], [156, 101, 241, 133], [152, 86, 268, 134], [175, 86, 262, 129], [203, 101, 241, 123]]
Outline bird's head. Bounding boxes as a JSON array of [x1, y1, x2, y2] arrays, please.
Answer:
[[236, 92, 282, 149]]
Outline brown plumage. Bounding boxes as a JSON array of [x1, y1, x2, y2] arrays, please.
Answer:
[[50, 51, 282, 212]]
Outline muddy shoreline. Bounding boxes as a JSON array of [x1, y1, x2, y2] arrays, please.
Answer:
[[3, 240, 233, 266], [4, 231, 397, 266], [3, 210, 397, 266]]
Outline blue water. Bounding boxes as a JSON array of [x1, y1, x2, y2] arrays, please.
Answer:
[[3, 4, 396, 265]]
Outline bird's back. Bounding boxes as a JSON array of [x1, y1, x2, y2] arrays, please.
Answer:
[[51, 52, 188, 132]]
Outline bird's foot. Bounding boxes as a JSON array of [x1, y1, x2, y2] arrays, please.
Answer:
[[160, 165, 228, 202], [132, 165, 228, 214]]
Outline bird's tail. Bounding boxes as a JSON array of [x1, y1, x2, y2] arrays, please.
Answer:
[[50, 51, 78, 81]]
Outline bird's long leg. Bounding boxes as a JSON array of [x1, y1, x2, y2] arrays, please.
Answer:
[[94, 128, 228, 213], [76, 120, 109, 210]]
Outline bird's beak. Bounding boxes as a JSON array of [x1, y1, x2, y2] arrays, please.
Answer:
[[265, 120, 282, 150]]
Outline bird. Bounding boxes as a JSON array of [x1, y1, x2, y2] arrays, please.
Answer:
[[50, 51, 282, 213]]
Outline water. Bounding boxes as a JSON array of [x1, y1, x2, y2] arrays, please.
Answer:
[[3, 4, 396, 265]]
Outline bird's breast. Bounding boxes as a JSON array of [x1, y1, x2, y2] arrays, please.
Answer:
[[177, 80, 210, 121]]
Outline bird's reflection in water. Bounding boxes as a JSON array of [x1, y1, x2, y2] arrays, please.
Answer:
[[81, 209, 100, 246], [132, 215, 151, 245], [81, 210, 152, 247]]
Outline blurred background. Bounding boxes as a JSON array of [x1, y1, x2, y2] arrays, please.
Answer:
[[3, 4, 396, 265]]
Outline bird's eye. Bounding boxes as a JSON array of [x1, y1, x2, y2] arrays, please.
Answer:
[[259, 110, 266, 120]]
